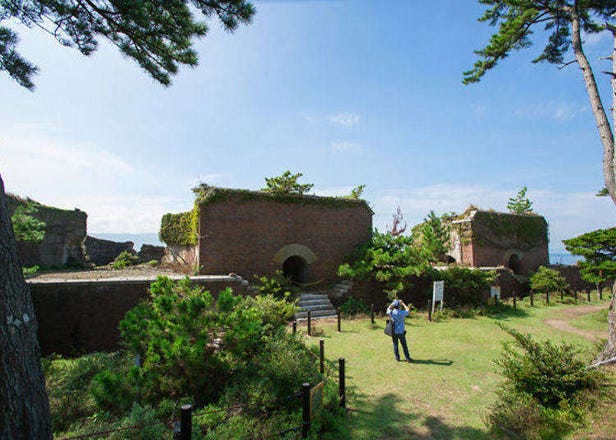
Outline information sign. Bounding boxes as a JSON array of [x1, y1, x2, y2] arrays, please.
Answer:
[[490, 286, 501, 299], [432, 281, 445, 313]]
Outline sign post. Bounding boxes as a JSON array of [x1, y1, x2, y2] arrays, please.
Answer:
[[432, 281, 444, 314], [490, 286, 501, 305]]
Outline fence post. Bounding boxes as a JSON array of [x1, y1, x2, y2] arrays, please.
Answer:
[[599, 285, 603, 300], [319, 339, 325, 375], [586, 289, 591, 302], [293, 320, 297, 335], [337, 307, 341, 332], [575, 290, 578, 303], [338, 358, 346, 409], [301, 382, 311, 438], [546, 291, 550, 306], [513, 292, 517, 310], [530, 290, 534, 307], [180, 404, 192, 440], [561, 289, 564, 301], [428, 299, 432, 322], [370, 304, 375, 324], [307, 311, 312, 336]]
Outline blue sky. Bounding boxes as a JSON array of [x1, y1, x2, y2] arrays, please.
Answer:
[[1, 0, 614, 252]]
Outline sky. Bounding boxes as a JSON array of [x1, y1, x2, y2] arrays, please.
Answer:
[[1, 0, 615, 253]]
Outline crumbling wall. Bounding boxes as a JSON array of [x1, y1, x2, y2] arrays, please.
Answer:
[[7, 195, 87, 267], [84, 235, 135, 266]]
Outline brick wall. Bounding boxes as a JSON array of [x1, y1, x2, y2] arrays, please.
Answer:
[[198, 197, 373, 282], [28, 276, 251, 356]]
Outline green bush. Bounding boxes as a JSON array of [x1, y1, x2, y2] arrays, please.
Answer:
[[90, 369, 137, 414], [339, 296, 369, 316], [22, 265, 39, 277], [253, 270, 297, 300], [487, 324, 603, 438], [433, 267, 497, 306], [110, 250, 139, 269], [529, 266, 569, 296]]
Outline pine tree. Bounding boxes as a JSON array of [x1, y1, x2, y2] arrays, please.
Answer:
[[262, 171, 314, 195], [507, 186, 533, 215]]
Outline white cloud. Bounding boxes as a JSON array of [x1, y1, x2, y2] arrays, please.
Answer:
[[371, 184, 615, 252], [328, 113, 360, 127], [331, 141, 363, 154], [515, 101, 586, 122]]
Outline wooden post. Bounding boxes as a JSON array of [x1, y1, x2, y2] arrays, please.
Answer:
[[301, 382, 311, 438], [575, 290, 578, 303], [337, 307, 341, 332], [180, 404, 192, 440], [292, 320, 297, 335], [319, 339, 325, 375], [599, 285, 603, 301], [546, 291, 550, 306], [307, 311, 311, 336], [428, 299, 432, 322], [338, 358, 346, 409], [370, 304, 375, 324], [586, 289, 591, 302], [513, 292, 517, 310], [530, 290, 534, 307], [561, 289, 564, 301]]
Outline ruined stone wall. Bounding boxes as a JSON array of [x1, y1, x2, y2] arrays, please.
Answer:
[[28, 276, 251, 355], [7, 195, 87, 267], [84, 236, 135, 266], [198, 196, 373, 282]]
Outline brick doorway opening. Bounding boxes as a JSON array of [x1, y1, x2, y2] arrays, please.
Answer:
[[282, 255, 308, 284], [507, 253, 522, 275]]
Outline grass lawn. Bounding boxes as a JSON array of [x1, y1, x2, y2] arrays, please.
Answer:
[[302, 298, 612, 440]]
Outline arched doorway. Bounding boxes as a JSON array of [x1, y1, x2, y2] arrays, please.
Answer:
[[507, 253, 522, 275], [282, 255, 307, 283]]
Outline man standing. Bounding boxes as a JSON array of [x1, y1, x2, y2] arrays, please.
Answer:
[[386, 299, 412, 362]]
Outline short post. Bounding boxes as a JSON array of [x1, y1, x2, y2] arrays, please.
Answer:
[[546, 291, 550, 306], [338, 358, 346, 409], [575, 290, 578, 303], [428, 299, 432, 322], [319, 339, 325, 375], [337, 307, 341, 332], [561, 289, 564, 301], [307, 311, 312, 336], [513, 292, 517, 310], [292, 320, 297, 335], [495, 293, 498, 307], [180, 404, 192, 440], [530, 290, 534, 307], [599, 285, 603, 300], [586, 289, 591, 302], [370, 304, 375, 324], [301, 382, 311, 438]]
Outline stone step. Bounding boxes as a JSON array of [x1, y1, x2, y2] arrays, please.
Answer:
[[298, 299, 333, 307], [298, 293, 329, 300], [297, 304, 336, 313]]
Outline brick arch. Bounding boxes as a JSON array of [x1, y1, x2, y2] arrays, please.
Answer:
[[272, 244, 317, 265], [504, 249, 523, 274]]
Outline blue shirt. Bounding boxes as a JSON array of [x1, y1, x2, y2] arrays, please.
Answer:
[[386, 308, 409, 334]]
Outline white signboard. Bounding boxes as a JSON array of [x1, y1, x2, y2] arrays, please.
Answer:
[[432, 281, 444, 313], [490, 286, 501, 299]]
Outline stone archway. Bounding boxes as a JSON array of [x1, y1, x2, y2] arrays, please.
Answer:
[[273, 244, 317, 283], [504, 250, 523, 275]]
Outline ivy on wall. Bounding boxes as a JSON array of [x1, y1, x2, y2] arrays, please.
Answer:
[[159, 209, 198, 246]]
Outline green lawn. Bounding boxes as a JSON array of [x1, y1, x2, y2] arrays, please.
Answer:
[[303, 299, 611, 440]]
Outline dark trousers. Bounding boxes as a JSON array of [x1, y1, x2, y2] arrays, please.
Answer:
[[392, 332, 411, 360]]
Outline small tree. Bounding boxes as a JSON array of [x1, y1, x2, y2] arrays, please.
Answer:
[[414, 210, 451, 263], [529, 266, 569, 297], [507, 186, 533, 215], [563, 228, 616, 363], [262, 171, 314, 195], [346, 184, 365, 200], [388, 206, 407, 237]]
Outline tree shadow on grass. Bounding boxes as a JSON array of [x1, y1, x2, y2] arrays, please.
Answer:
[[347, 392, 489, 439], [410, 358, 453, 366], [485, 305, 530, 320]]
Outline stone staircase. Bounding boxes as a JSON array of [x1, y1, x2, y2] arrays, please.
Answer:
[[294, 280, 353, 321], [295, 292, 337, 320]]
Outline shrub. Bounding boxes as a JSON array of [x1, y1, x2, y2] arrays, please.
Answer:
[[159, 209, 198, 246], [339, 296, 369, 316], [253, 270, 297, 300], [22, 265, 39, 277], [110, 250, 139, 269], [529, 266, 569, 296], [487, 324, 604, 438], [433, 267, 497, 306], [90, 369, 137, 414]]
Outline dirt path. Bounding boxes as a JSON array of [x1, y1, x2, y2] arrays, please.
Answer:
[[543, 304, 606, 341]]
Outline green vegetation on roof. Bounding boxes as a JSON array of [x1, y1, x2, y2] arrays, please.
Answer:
[[192, 184, 373, 212], [159, 209, 198, 246]]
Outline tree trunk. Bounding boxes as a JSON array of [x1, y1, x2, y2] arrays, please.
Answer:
[[570, 7, 616, 205], [0, 174, 52, 439], [571, 4, 616, 362]]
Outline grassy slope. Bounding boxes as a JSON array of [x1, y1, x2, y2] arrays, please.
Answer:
[[304, 299, 611, 440]]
